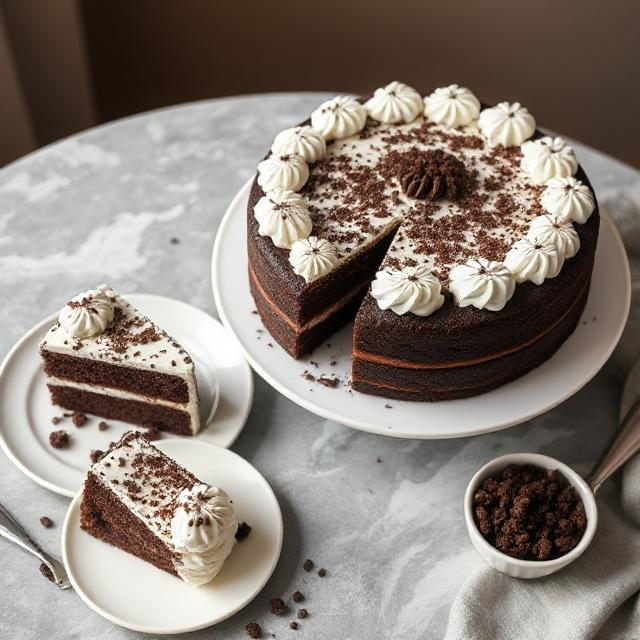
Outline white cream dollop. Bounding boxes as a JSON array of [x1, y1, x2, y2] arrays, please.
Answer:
[[254, 189, 312, 249], [271, 126, 326, 164], [170, 484, 238, 587], [257, 153, 308, 192], [58, 286, 115, 339], [540, 176, 595, 224], [288, 235, 339, 283], [504, 236, 563, 285], [365, 81, 423, 124], [311, 96, 367, 141], [423, 84, 480, 128], [528, 214, 580, 259], [520, 136, 578, 184], [448, 258, 515, 311], [478, 102, 535, 146], [370, 264, 444, 317]]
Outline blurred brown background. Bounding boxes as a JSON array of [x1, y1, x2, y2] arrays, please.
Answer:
[[1, 0, 639, 168]]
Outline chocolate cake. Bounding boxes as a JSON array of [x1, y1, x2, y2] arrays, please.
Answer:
[[80, 431, 237, 586], [247, 82, 599, 400], [40, 285, 201, 435]]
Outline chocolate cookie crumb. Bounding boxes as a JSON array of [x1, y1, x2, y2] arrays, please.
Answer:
[[72, 412, 87, 427], [39, 563, 54, 583], [142, 427, 161, 441], [236, 521, 252, 542], [303, 559, 314, 572], [289, 621, 298, 630], [245, 622, 262, 638], [39, 516, 53, 528], [317, 568, 326, 577], [49, 430, 69, 449], [98, 421, 109, 431], [90, 450, 104, 463], [317, 376, 338, 388], [473, 464, 587, 561], [270, 597, 288, 616], [297, 608, 307, 619], [292, 591, 304, 603]]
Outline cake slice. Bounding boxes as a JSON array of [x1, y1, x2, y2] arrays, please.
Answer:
[[39, 284, 201, 435], [80, 431, 238, 586]]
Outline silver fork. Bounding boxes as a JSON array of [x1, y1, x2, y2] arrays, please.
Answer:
[[0, 501, 71, 589]]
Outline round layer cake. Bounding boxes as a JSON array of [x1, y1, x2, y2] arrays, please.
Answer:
[[247, 83, 599, 401]]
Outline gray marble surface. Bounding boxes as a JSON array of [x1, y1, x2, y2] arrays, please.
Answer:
[[0, 93, 639, 640]]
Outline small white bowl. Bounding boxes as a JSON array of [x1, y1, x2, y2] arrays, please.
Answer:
[[464, 453, 598, 579]]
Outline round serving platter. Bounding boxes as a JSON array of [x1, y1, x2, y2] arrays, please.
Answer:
[[0, 294, 253, 496], [62, 439, 282, 634], [212, 178, 631, 439]]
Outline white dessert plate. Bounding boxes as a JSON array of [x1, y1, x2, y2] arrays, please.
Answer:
[[62, 439, 282, 634], [0, 294, 253, 496], [212, 178, 630, 439]]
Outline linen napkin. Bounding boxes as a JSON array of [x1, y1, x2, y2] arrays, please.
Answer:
[[444, 480, 640, 640]]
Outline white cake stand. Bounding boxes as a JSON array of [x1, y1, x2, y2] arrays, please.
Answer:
[[212, 179, 630, 439]]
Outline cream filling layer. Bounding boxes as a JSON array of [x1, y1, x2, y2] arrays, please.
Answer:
[[46, 375, 200, 434]]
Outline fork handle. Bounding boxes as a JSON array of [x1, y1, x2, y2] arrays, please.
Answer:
[[0, 502, 70, 588]]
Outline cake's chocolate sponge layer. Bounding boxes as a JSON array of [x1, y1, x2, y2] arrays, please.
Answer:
[[42, 351, 189, 404], [248, 178, 397, 328], [352, 278, 589, 400], [49, 385, 192, 435], [81, 473, 178, 577], [250, 271, 367, 358]]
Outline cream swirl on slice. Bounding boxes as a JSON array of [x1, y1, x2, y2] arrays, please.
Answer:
[[365, 81, 423, 124], [58, 286, 115, 339], [504, 236, 563, 284], [448, 258, 515, 311], [271, 126, 326, 163], [521, 136, 578, 184], [170, 484, 238, 587], [289, 236, 339, 283], [528, 214, 580, 259], [370, 264, 444, 317], [254, 189, 312, 249], [423, 84, 480, 128], [541, 176, 595, 224], [478, 102, 535, 146], [311, 96, 367, 140], [257, 153, 308, 192]]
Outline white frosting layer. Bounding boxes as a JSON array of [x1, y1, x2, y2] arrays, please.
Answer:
[[521, 136, 578, 184], [528, 215, 580, 259], [288, 235, 339, 283], [449, 258, 515, 311], [541, 176, 595, 224], [58, 287, 115, 339], [423, 84, 480, 128], [504, 237, 563, 284], [271, 126, 326, 163], [311, 96, 367, 140], [40, 285, 200, 434], [254, 189, 312, 249], [171, 484, 238, 587], [478, 102, 535, 147], [365, 81, 423, 124], [257, 153, 308, 192], [370, 265, 444, 317]]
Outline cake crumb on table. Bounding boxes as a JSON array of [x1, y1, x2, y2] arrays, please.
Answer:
[[270, 597, 288, 616], [292, 590, 304, 603], [245, 622, 262, 638], [289, 621, 298, 630], [317, 568, 326, 577], [303, 559, 314, 572], [39, 516, 53, 528], [297, 608, 308, 619]]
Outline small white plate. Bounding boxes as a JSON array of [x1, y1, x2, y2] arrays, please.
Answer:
[[62, 439, 282, 634], [0, 294, 253, 496], [212, 179, 630, 439]]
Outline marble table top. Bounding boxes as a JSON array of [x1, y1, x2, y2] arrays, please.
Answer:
[[0, 93, 639, 640]]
